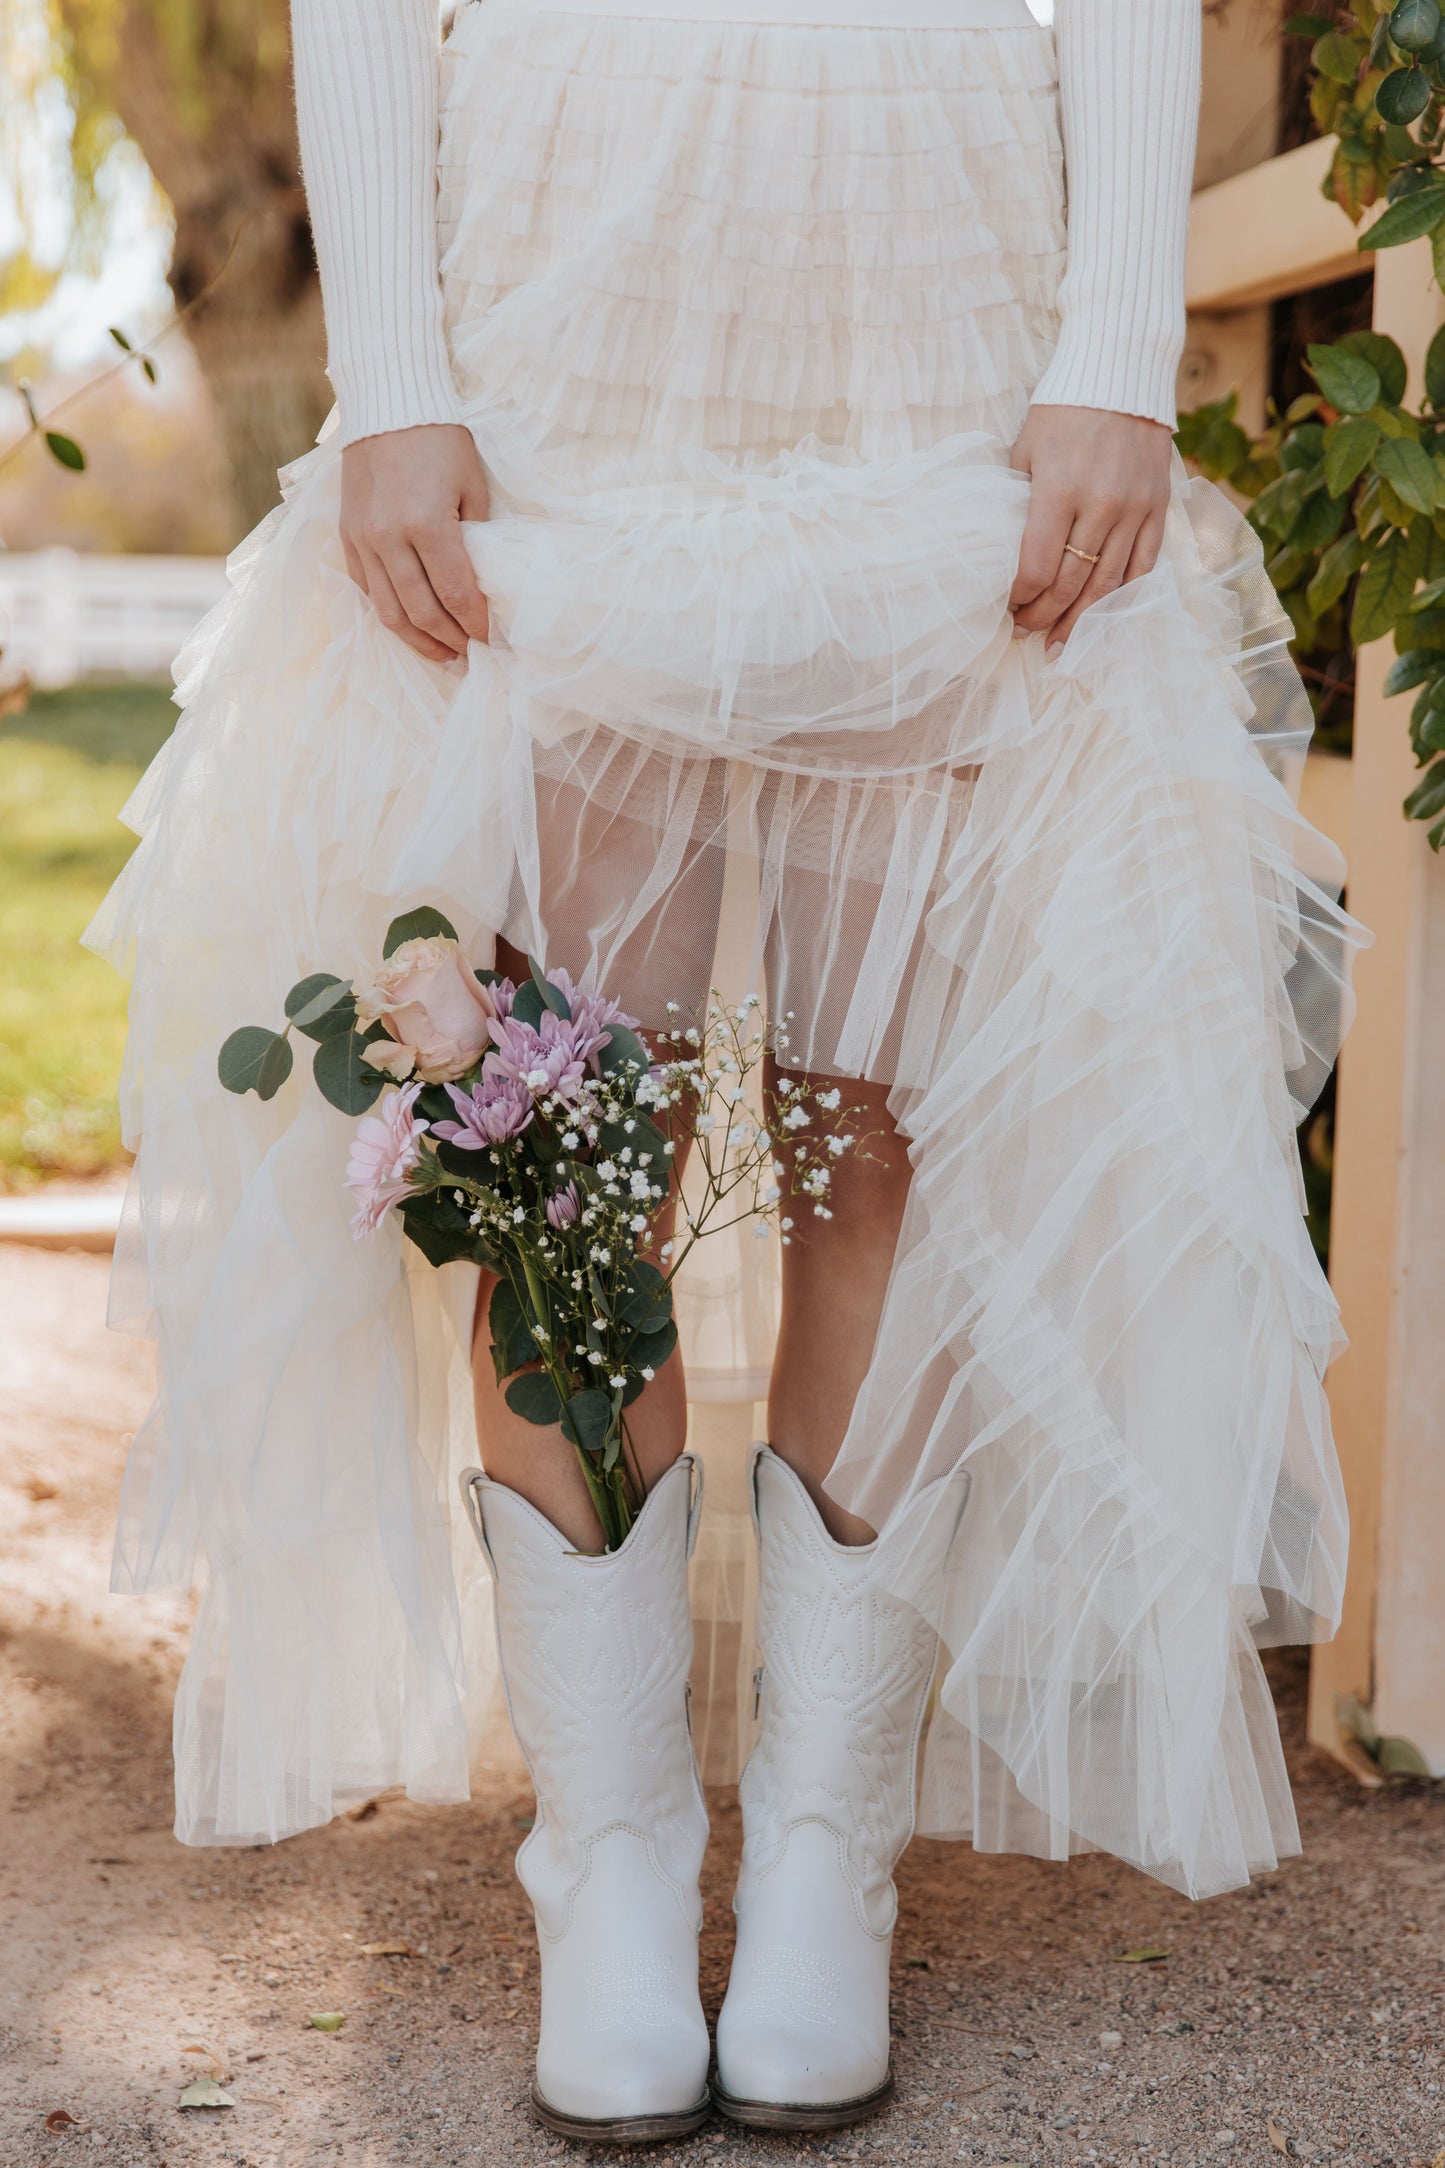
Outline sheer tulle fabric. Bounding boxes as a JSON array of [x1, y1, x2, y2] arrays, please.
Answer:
[[86, 3, 1363, 1894]]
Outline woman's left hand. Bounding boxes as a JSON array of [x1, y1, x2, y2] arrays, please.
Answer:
[[1007, 404, 1174, 657]]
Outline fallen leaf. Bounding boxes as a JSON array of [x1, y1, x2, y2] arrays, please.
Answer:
[[370, 1983, 406, 1999], [177, 2079, 235, 2111], [44, 2110, 79, 2131], [1376, 1734, 1432, 1778], [358, 1940, 417, 1958], [308, 2012, 347, 2032], [1117, 1946, 1170, 1963], [1267, 2115, 1289, 2155]]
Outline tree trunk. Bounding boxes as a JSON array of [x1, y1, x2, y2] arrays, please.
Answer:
[[61, 0, 332, 541]]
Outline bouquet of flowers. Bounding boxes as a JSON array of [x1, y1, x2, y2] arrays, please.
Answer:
[[218, 907, 859, 1548]]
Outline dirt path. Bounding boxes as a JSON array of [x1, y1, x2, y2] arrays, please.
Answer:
[[1, 1246, 1442, 2168]]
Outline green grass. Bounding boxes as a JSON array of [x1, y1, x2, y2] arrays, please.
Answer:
[[0, 678, 177, 1189]]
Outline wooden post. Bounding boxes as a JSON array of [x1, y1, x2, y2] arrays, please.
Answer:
[[1307, 236, 1445, 1775]]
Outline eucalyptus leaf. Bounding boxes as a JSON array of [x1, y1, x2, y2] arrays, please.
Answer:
[[598, 1023, 651, 1078], [312, 1030, 387, 1115], [505, 1371, 563, 1426], [284, 972, 357, 1042], [528, 955, 572, 1019], [382, 906, 459, 957], [1427, 324, 1445, 410], [489, 1277, 539, 1383], [618, 1260, 674, 1332], [399, 1199, 481, 1269], [510, 979, 547, 1029], [560, 1388, 614, 1457], [218, 1025, 293, 1101]]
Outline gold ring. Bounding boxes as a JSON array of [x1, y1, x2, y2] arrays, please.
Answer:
[[1063, 542, 1101, 564]]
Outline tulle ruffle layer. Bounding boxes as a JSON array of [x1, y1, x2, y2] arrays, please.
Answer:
[[86, 6, 1364, 1894]]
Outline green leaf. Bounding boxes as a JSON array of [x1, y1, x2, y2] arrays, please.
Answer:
[[1361, 182, 1445, 248], [1376, 435, 1440, 512], [1343, 332, 1411, 406], [634, 1317, 679, 1372], [1307, 342, 1383, 413], [505, 1371, 563, 1426], [1416, 702, 1445, 749], [1376, 62, 1431, 122], [1335, 1692, 1380, 1752], [1389, 0, 1441, 54], [1307, 531, 1365, 614], [44, 431, 84, 471], [509, 979, 546, 1029], [382, 906, 459, 957], [1385, 645, 1443, 693], [1313, 28, 1366, 80], [1351, 529, 1419, 643], [312, 1030, 387, 1114], [1426, 325, 1445, 410], [1404, 756, 1445, 818], [489, 1277, 538, 1383], [107, 324, 133, 351], [308, 2012, 347, 2033], [617, 1260, 674, 1332], [1116, 1946, 1171, 1964], [218, 1025, 293, 1101], [1376, 1734, 1433, 1776], [598, 1023, 651, 1078], [284, 972, 357, 1042], [1292, 486, 1346, 550], [527, 955, 572, 1019], [177, 2078, 236, 2109], [398, 1196, 484, 1268], [598, 1110, 670, 1176], [1324, 415, 1381, 500], [560, 1388, 614, 1457], [141, 356, 157, 384]]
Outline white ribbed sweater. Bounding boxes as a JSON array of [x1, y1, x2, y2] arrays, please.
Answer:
[[291, 0, 1200, 446]]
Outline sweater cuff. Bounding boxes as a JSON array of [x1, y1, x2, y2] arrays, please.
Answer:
[[1030, 314, 1183, 432]]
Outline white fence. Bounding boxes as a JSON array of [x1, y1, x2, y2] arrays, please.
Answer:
[[0, 548, 228, 690]]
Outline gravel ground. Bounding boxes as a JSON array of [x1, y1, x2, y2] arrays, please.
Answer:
[[1, 1244, 1441, 2168]]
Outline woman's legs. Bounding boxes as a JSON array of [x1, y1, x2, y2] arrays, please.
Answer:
[[764, 1054, 911, 1546], [468, 935, 692, 1551]]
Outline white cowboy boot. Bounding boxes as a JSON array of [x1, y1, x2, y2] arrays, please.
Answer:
[[460, 1455, 712, 2145], [714, 1443, 969, 2130]]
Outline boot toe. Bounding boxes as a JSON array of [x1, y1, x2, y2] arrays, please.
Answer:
[[716, 2013, 889, 2111]]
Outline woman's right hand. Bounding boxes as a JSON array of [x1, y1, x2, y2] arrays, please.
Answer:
[[339, 422, 491, 661]]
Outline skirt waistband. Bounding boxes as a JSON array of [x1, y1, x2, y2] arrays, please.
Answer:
[[460, 0, 1043, 29]]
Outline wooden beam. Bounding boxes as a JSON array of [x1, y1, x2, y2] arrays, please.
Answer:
[[1186, 137, 1377, 314]]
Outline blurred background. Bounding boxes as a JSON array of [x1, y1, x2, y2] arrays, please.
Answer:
[[0, 4, 1441, 2160]]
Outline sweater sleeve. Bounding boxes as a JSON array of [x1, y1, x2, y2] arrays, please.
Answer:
[[291, 0, 461, 446], [1029, 0, 1201, 430]]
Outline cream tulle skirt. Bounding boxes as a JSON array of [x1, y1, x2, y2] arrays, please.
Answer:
[[86, 0, 1365, 1897]]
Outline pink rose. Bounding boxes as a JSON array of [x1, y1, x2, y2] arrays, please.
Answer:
[[354, 936, 496, 1084]]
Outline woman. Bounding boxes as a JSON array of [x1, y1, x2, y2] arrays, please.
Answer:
[[88, 0, 1364, 2145]]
